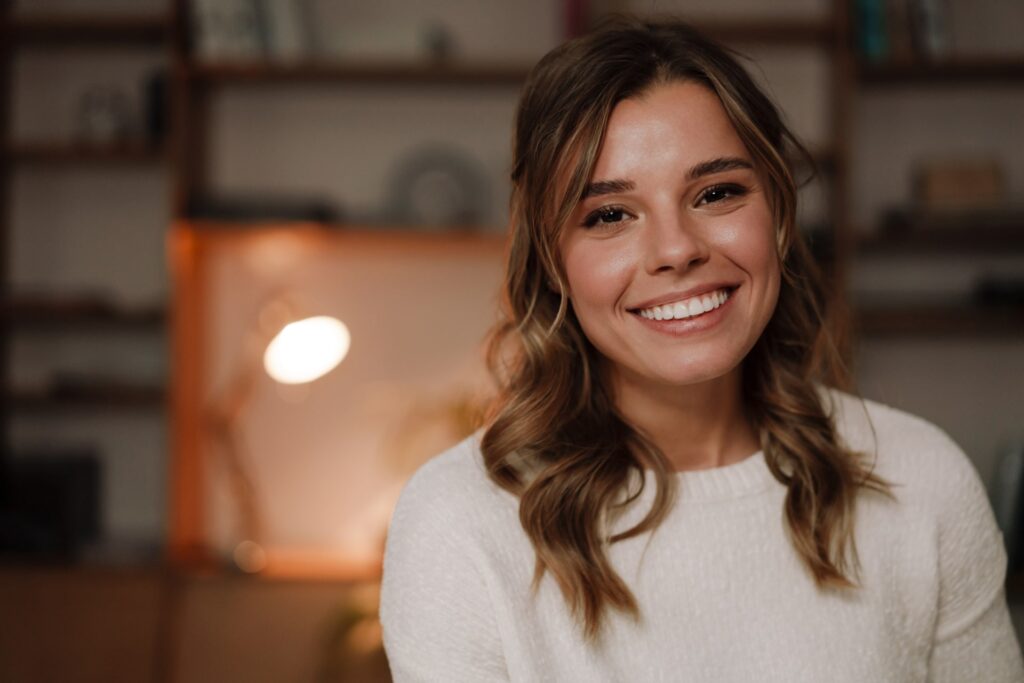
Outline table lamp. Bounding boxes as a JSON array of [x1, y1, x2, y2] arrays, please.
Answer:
[[205, 295, 350, 573]]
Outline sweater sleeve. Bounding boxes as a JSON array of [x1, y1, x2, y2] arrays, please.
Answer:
[[925, 431, 1024, 682], [380, 459, 510, 682]]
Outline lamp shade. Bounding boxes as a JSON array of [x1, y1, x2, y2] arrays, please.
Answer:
[[263, 315, 350, 384]]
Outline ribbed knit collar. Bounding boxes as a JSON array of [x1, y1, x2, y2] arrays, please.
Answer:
[[643, 450, 779, 502]]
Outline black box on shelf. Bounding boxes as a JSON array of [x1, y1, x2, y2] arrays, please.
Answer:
[[0, 449, 102, 561]]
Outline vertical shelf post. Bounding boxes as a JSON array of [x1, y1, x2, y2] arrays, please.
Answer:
[[0, 0, 13, 485]]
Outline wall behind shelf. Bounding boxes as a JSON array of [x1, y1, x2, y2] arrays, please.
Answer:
[[208, 85, 522, 230], [9, 166, 169, 303]]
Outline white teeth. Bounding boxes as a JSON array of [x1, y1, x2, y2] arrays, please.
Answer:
[[636, 288, 731, 321]]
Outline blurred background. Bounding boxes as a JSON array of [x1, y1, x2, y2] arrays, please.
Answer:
[[0, 0, 1022, 681]]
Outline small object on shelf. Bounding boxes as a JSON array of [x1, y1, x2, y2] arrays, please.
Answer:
[[974, 276, 1024, 307], [385, 144, 490, 230], [254, 0, 313, 62], [856, 0, 889, 62], [423, 22, 455, 62], [190, 0, 265, 62], [913, 158, 1005, 209], [74, 85, 134, 145], [883, 0, 914, 64], [0, 449, 102, 561], [142, 68, 168, 148], [909, 0, 950, 60]]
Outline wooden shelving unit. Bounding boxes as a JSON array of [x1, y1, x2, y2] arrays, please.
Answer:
[[0, 7, 171, 427], [848, 34, 1024, 338], [7, 383, 166, 412], [0, 20, 172, 659], [2, 296, 166, 328], [856, 226, 1024, 254], [8, 13, 170, 45], [697, 18, 833, 45], [191, 60, 533, 86], [858, 57, 1024, 85], [855, 303, 1024, 337], [7, 141, 165, 165]]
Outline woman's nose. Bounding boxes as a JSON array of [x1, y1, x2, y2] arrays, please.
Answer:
[[643, 210, 710, 274]]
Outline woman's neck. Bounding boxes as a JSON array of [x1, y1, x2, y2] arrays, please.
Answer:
[[611, 366, 759, 472]]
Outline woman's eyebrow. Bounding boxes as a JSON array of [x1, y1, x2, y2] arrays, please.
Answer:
[[686, 156, 753, 181], [580, 178, 635, 200], [580, 156, 754, 200]]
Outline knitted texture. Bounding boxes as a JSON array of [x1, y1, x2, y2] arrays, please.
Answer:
[[381, 390, 1024, 681]]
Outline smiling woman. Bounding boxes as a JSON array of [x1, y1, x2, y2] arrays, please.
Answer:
[[380, 15, 1024, 682], [561, 82, 780, 415]]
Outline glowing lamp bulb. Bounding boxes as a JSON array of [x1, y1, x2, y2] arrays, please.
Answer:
[[263, 315, 350, 384]]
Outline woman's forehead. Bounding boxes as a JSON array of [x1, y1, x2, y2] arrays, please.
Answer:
[[592, 82, 749, 182]]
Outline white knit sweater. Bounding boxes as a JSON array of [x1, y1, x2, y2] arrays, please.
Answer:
[[380, 390, 1024, 681]]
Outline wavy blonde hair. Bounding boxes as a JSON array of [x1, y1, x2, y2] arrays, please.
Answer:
[[481, 16, 889, 639]]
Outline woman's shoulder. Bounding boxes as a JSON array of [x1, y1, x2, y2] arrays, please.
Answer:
[[820, 386, 985, 506], [389, 432, 518, 539]]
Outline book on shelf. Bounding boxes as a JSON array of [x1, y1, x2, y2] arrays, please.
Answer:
[[190, 0, 316, 63], [855, 0, 952, 63]]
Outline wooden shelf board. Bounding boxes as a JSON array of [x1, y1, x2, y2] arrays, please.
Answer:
[[856, 227, 1024, 254], [9, 13, 170, 44], [2, 297, 166, 328], [7, 384, 167, 411], [192, 20, 831, 87], [859, 58, 1024, 84], [855, 304, 1024, 337], [192, 60, 532, 86], [7, 141, 165, 164], [696, 18, 833, 46]]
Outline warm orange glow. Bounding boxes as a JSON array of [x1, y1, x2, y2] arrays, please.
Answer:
[[263, 315, 350, 384]]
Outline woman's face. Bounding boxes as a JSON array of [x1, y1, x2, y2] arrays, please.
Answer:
[[559, 80, 781, 395]]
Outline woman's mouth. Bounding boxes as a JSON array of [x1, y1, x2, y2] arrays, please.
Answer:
[[632, 287, 734, 322]]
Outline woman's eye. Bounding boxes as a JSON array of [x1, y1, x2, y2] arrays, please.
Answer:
[[698, 183, 747, 205], [582, 206, 629, 228]]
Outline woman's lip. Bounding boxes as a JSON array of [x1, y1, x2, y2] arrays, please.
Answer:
[[627, 284, 738, 312]]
